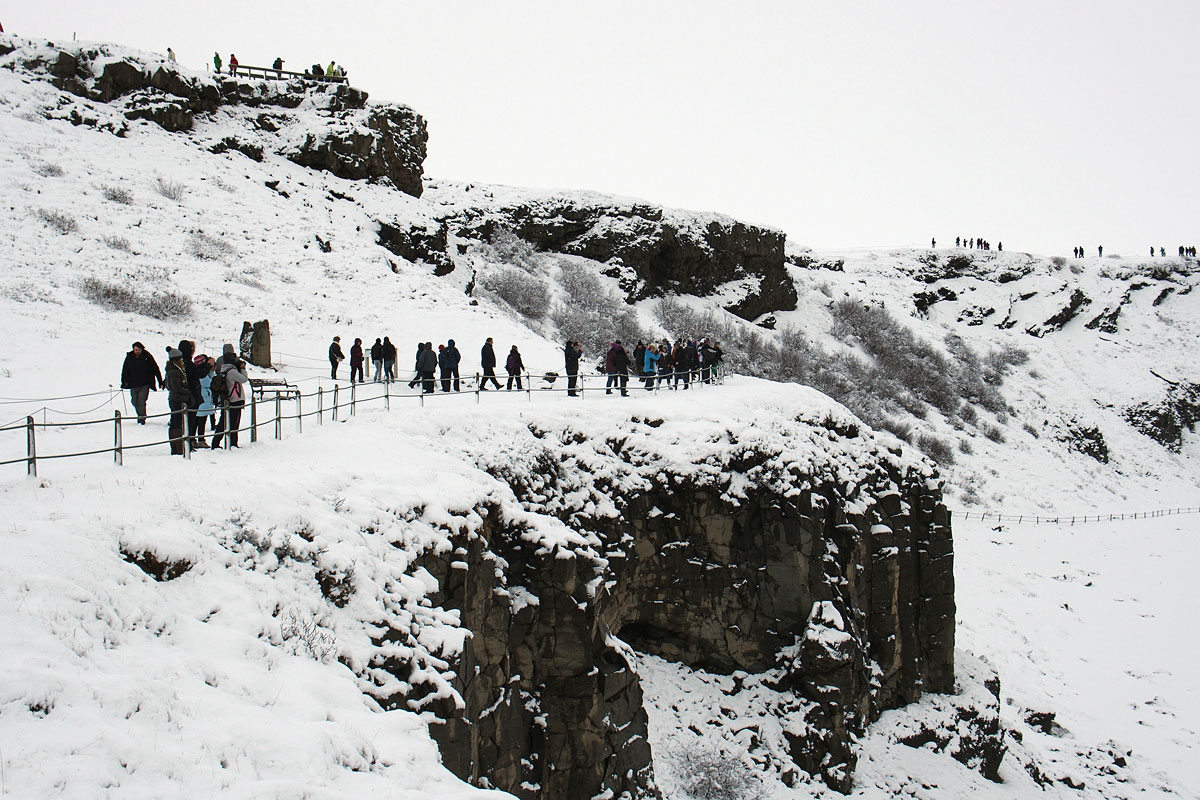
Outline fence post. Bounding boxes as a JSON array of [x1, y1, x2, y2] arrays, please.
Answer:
[[385, 381, 390, 411], [318, 387, 324, 425], [114, 410, 123, 466], [275, 395, 282, 440], [333, 386, 339, 421], [526, 373, 531, 402], [26, 416, 36, 477], [351, 382, 357, 416], [297, 392, 303, 435], [251, 392, 258, 443]]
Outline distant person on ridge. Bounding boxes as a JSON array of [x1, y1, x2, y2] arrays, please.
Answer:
[[273, 57, 284, 77], [167, 48, 177, 63], [121, 341, 163, 425], [350, 338, 364, 384], [213, 52, 222, 74], [229, 53, 238, 75], [480, 338, 502, 390], [931, 238, 936, 248], [1098, 245, 1103, 257], [328, 336, 345, 380]]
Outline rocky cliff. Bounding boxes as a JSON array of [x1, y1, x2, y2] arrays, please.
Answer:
[[0, 38, 428, 196], [358, 401, 956, 797]]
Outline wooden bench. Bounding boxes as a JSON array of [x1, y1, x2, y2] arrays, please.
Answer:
[[249, 378, 300, 401]]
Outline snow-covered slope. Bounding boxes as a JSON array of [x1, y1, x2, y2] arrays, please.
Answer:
[[1, 34, 1198, 800]]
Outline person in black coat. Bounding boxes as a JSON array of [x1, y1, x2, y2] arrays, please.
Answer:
[[370, 338, 384, 382], [417, 342, 439, 393], [563, 340, 582, 396], [349, 338, 364, 384], [440, 339, 462, 392], [505, 346, 524, 390], [329, 336, 345, 380], [164, 349, 189, 456], [178, 339, 209, 448], [120, 341, 163, 424], [480, 337, 501, 390], [381, 337, 397, 382], [605, 341, 629, 396], [409, 342, 424, 388], [632, 341, 646, 378]]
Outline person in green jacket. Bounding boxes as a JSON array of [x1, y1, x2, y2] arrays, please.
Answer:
[[213, 52, 222, 74]]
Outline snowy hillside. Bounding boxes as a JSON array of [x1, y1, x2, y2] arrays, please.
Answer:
[[2, 35, 1198, 800]]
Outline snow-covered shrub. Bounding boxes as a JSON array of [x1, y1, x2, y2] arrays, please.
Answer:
[[1022, 421, 1039, 438], [79, 277, 193, 319], [155, 175, 187, 201], [552, 261, 656, 357], [669, 743, 763, 800], [479, 227, 540, 272], [280, 608, 339, 662], [103, 235, 131, 251], [32, 161, 64, 177], [102, 185, 134, 204], [983, 424, 1006, 443], [1050, 256, 1067, 267], [916, 432, 956, 465], [188, 231, 237, 261], [35, 208, 77, 234], [479, 268, 551, 318]]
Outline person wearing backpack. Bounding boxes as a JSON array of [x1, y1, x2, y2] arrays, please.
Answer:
[[505, 346, 524, 391], [211, 359, 248, 449]]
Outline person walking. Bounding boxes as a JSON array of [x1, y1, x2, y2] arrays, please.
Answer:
[[164, 349, 189, 456], [408, 342, 424, 388], [380, 336, 396, 382], [329, 336, 345, 380], [370, 338, 384, 381], [563, 340, 582, 397], [350, 338, 364, 384], [505, 346, 524, 390], [440, 339, 462, 392], [417, 342, 439, 393], [213, 52, 222, 74], [605, 341, 629, 396], [167, 47, 177, 63], [120, 341, 163, 425], [480, 338, 502, 390]]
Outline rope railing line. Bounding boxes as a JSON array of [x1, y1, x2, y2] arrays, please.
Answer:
[[0, 388, 120, 404], [952, 507, 1200, 524]]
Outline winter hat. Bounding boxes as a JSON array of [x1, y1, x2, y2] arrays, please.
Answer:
[[448, 339, 455, 346], [223, 343, 236, 355], [193, 355, 207, 365], [168, 348, 183, 360], [132, 341, 145, 349]]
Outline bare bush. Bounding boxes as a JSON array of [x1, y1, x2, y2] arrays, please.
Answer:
[[552, 261, 656, 356], [103, 235, 131, 251], [1022, 421, 1040, 438], [916, 432, 956, 465], [280, 609, 338, 662], [32, 162, 64, 177], [983, 424, 1006, 443], [79, 277, 192, 319], [102, 185, 135, 204], [155, 175, 187, 201], [480, 268, 551, 318], [669, 743, 763, 800], [188, 231, 237, 261], [479, 227, 541, 272], [1050, 256, 1066, 267], [35, 207, 78, 234]]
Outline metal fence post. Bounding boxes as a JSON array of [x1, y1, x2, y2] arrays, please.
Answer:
[[351, 382, 356, 416], [332, 386, 339, 421], [318, 387, 324, 425], [26, 416, 36, 477], [114, 410, 123, 466], [297, 392, 303, 434], [526, 373, 531, 402], [275, 395, 282, 440], [251, 393, 258, 443], [384, 381, 389, 411]]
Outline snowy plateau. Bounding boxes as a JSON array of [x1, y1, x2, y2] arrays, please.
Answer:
[[1, 36, 1199, 800]]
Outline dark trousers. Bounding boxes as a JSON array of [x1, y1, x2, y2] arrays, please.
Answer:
[[129, 386, 150, 423], [330, 360, 340, 380], [441, 366, 460, 392], [351, 363, 364, 383], [212, 403, 244, 448], [567, 371, 579, 396], [481, 368, 501, 389], [421, 370, 436, 393], [168, 400, 186, 455], [606, 373, 627, 395], [506, 373, 523, 390]]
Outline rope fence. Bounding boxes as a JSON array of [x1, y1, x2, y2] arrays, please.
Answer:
[[953, 507, 1200, 525], [0, 367, 725, 476]]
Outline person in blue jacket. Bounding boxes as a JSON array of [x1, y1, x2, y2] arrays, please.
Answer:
[[643, 344, 660, 391]]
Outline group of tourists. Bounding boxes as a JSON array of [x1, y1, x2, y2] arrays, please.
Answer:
[[120, 340, 249, 457], [1150, 245, 1197, 258], [950, 237, 1001, 251], [327, 335, 726, 396], [209, 52, 346, 82], [1074, 245, 1102, 258]]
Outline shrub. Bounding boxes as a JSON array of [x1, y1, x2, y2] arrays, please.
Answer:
[[552, 261, 656, 356], [103, 235, 131, 251], [188, 231, 237, 261], [155, 175, 187, 201], [983, 424, 1006, 443], [669, 744, 763, 800], [280, 609, 338, 663], [32, 162, 64, 177], [79, 277, 192, 319], [478, 227, 540, 272], [958, 438, 974, 454], [1022, 421, 1039, 438], [916, 432, 956, 465], [957, 402, 979, 425], [36, 208, 77, 234], [480, 268, 551, 318], [1050, 256, 1066, 268], [102, 185, 135, 204]]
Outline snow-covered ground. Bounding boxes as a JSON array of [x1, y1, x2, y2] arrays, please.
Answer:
[[1, 35, 1198, 800]]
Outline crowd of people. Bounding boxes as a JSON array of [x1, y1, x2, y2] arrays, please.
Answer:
[[208, 51, 347, 82], [120, 340, 250, 457], [948, 237, 1001, 251], [327, 336, 726, 396], [1150, 245, 1197, 258]]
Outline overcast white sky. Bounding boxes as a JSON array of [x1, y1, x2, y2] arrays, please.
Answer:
[[9, 2, 1198, 257]]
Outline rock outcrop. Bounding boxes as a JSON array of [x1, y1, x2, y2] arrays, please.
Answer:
[[360, 408, 954, 798], [1, 39, 427, 196], [431, 187, 798, 320]]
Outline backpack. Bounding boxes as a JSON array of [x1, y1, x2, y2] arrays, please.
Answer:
[[209, 369, 228, 402]]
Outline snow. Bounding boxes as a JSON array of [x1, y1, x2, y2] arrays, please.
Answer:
[[1, 33, 1198, 800]]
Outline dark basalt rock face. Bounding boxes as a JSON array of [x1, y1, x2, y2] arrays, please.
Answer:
[[6, 40, 427, 197], [442, 198, 798, 320], [362, 418, 955, 798], [1123, 381, 1200, 453]]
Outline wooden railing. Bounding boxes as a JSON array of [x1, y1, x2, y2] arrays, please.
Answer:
[[229, 64, 348, 84]]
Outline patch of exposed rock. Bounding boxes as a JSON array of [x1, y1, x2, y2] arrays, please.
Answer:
[[1123, 380, 1200, 453]]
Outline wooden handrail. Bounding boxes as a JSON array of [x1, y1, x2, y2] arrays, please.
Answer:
[[229, 64, 348, 84]]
